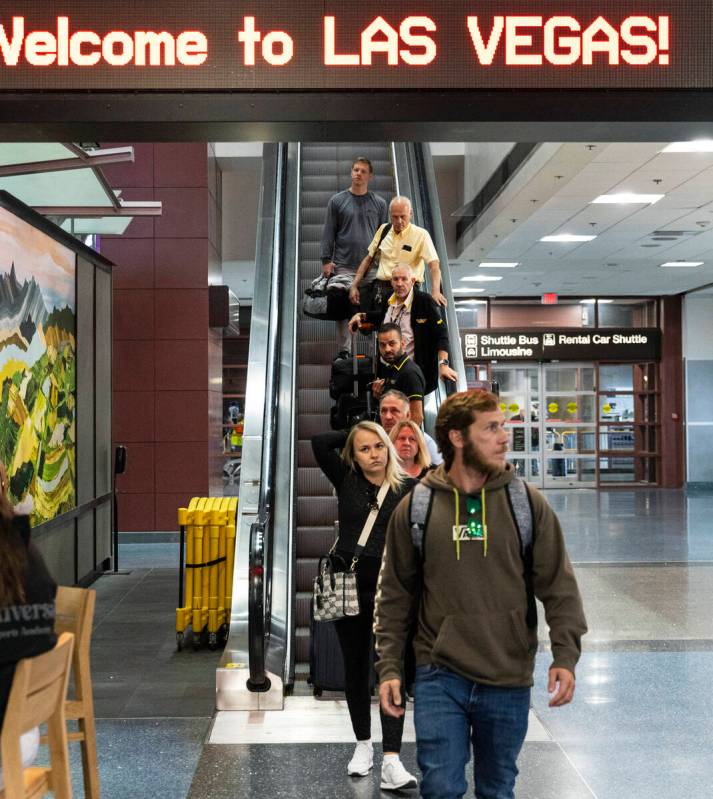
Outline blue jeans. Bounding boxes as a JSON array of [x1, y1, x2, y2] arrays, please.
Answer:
[[413, 665, 531, 799]]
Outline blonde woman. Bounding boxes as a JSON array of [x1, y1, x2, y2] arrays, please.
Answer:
[[311, 422, 417, 791], [390, 420, 432, 480]]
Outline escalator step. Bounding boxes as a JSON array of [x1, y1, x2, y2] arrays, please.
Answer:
[[297, 496, 338, 527], [297, 440, 317, 468], [294, 629, 311, 665], [298, 388, 332, 413], [297, 467, 333, 497], [296, 557, 320, 591], [296, 526, 337, 557], [298, 414, 332, 440], [298, 365, 332, 389], [299, 342, 336, 366], [299, 318, 341, 339], [295, 593, 312, 628]]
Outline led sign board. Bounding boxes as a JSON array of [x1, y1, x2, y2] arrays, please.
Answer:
[[463, 329, 661, 361], [0, 1, 710, 90]]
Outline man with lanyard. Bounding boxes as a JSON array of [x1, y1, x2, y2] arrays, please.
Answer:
[[348, 196, 446, 309], [373, 323, 426, 426], [320, 156, 388, 357], [374, 390, 587, 799], [350, 263, 458, 395]]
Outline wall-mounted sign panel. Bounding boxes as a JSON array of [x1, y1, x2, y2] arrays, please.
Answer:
[[463, 328, 661, 361], [0, 2, 711, 90]]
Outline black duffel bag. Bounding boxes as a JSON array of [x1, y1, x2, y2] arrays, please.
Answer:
[[329, 352, 374, 400]]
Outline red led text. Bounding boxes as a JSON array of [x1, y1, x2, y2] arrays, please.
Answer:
[[466, 15, 670, 66]]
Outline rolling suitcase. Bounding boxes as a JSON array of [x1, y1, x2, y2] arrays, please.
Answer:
[[330, 333, 375, 430], [309, 602, 346, 694]]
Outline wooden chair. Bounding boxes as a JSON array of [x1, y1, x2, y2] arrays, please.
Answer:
[[47, 588, 100, 799], [0, 632, 75, 799]]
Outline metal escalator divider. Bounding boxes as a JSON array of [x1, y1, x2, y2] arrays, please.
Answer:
[[293, 143, 395, 678]]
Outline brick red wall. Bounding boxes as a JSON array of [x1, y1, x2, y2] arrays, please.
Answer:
[[101, 143, 220, 531]]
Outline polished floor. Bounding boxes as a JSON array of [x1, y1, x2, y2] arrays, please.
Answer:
[[41, 488, 713, 798]]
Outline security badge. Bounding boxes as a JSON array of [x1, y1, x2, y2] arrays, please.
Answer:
[[452, 496, 486, 542]]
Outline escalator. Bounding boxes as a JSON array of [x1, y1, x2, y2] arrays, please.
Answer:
[[217, 142, 466, 708], [293, 143, 396, 677]]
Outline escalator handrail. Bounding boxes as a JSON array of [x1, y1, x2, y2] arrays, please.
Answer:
[[247, 142, 288, 690], [407, 143, 468, 394]]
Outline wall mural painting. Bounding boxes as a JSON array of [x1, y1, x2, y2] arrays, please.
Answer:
[[0, 206, 76, 525]]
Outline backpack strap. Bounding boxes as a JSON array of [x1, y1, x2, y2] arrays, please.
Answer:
[[506, 475, 533, 553], [409, 482, 433, 560], [506, 475, 537, 629]]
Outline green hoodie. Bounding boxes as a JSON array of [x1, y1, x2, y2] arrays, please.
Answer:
[[374, 463, 587, 687]]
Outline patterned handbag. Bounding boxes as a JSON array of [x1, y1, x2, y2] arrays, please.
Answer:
[[313, 481, 389, 623]]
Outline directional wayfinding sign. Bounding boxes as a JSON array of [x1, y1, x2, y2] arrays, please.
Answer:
[[463, 328, 660, 362]]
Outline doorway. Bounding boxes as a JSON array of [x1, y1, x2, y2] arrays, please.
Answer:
[[492, 363, 597, 488]]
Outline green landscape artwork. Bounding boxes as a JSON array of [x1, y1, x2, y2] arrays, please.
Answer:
[[0, 206, 76, 525]]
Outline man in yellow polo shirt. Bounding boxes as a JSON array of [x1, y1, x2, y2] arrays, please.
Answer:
[[348, 196, 446, 307]]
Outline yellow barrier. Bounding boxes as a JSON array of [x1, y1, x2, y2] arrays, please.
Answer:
[[175, 497, 238, 650]]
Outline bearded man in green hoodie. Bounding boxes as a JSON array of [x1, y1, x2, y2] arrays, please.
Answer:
[[374, 389, 587, 799]]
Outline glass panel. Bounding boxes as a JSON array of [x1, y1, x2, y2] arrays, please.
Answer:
[[545, 395, 596, 423], [546, 456, 596, 484], [600, 364, 633, 392], [545, 427, 595, 453], [545, 366, 595, 392], [599, 456, 635, 482], [598, 299, 657, 327], [509, 457, 540, 481], [599, 395, 634, 421], [599, 426, 635, 451], [455, 300, 487, 328]]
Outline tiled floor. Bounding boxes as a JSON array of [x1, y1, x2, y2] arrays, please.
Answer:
[[40, 487, 713, 798]]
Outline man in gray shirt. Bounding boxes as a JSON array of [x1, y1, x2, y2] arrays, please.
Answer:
[[321, 156, 388, 356]]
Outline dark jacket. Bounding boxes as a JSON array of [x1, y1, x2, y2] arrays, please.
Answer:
[[311, 431, 414, 594], [0, 516, 57, 725], [365, 288, 450, 394]]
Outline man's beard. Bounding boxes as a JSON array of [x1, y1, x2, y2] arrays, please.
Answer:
[[462, 438, 505, 477]]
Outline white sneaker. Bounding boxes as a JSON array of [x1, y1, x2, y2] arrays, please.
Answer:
[[380, 757, 418, 791], [347, 740, 374, 777]]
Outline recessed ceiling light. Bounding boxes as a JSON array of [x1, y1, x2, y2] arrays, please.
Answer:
[[580, 299, 613, 304], [456, 299, 487, 306], [660, 261, 704, 267], [661, 140, 713, 153], [452, 287, 486, 293], [591, 193, 664, 204], [478, 261, 519, 268], [460, 275, 503, 282], [540, 234, 597, 243]]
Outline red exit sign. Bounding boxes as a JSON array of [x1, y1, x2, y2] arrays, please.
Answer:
[[542, 293, 559, 305]]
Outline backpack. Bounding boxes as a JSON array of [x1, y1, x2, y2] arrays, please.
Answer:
[[408, 476, 537, 628]]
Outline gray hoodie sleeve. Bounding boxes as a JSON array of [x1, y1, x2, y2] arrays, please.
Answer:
[[373, 494, 421, 684]]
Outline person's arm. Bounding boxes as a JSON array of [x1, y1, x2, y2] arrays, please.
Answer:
[[311, 431, 349, 490], [529, 489, 587, 704], [320, 197, 338, 277], [409, 399, 424, 426], [348, 252, 374, 305], [374, 496, 421, 716], [427, 259, 446, 306], [437, 349, 458, 383]]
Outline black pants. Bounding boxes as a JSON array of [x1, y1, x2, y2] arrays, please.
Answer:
[[333, 592, 406, 752]]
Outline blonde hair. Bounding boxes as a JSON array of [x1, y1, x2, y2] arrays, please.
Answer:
[[390, 420, 432, 470], [342, 421, 407, 493]]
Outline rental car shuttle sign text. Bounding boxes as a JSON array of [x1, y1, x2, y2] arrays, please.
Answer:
[[0, 1, 710, 90], [463, 329, 661, 361]]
